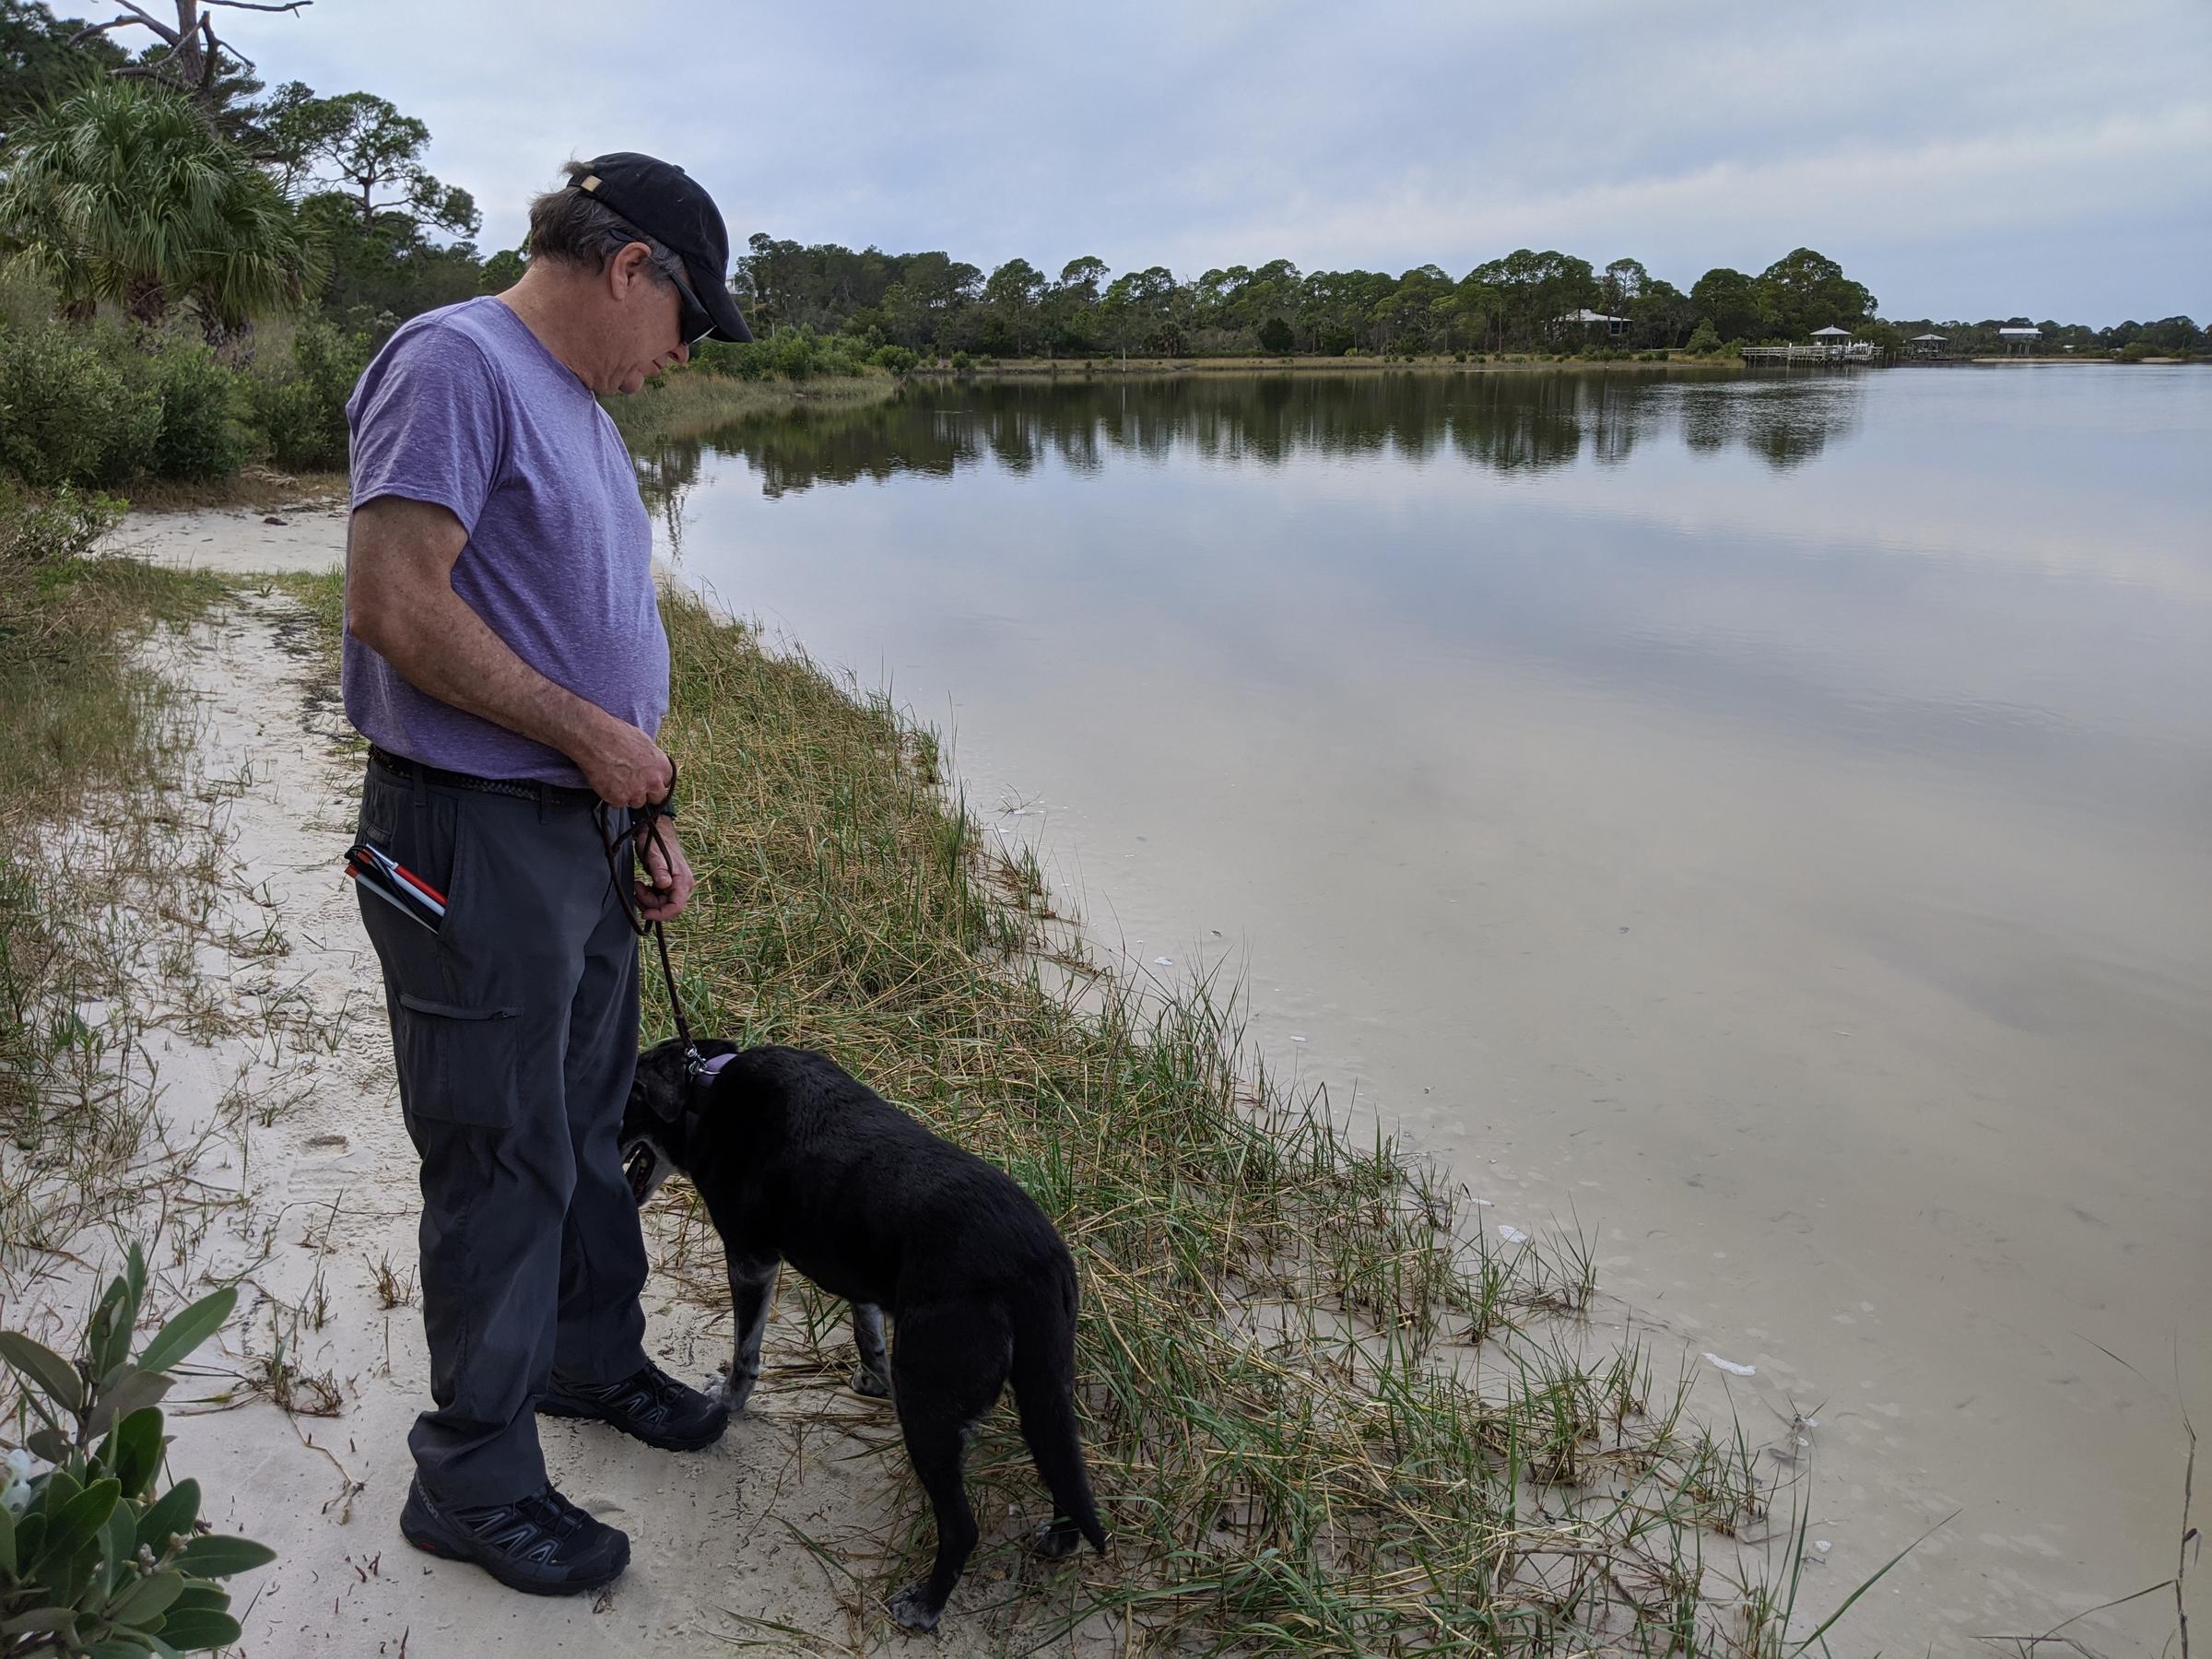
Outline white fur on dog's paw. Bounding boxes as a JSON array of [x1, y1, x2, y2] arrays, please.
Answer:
[[706, 1371, 757, 1416], [888, 1583, 941, 1633], [1030, 1519, 1082, 1559], [850, 1365, 892, 1399]]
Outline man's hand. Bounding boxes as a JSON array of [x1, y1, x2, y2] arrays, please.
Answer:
[[577, 719, 675, 809], [634, 820, 696, 923]]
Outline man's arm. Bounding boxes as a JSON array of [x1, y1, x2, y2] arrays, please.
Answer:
[[346, 495, 672, 808]]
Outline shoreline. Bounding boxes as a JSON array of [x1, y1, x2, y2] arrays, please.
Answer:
[[921, 352, 1727, 378]]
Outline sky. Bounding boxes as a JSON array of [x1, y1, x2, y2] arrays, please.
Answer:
[[123, 0, 2212, 323]]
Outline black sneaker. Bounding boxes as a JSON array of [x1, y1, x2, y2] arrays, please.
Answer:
[[537, 1360, 730, 1452], [399, 1477, 629, 1595]]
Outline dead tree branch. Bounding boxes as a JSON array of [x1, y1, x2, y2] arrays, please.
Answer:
[[68, 2, 312, 102]]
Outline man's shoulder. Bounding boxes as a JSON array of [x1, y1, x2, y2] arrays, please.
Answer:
[[351, 301, 535, 438], [375, 300, 513, 382]]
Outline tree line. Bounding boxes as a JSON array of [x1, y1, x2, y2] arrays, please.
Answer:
[[735, 241, 1877, 359], [732, 238, 2203, 362]]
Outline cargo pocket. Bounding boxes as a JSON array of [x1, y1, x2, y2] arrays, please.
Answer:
[[394, 992, 523, 1126]]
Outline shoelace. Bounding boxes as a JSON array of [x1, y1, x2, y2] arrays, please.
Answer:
[[513, 1488, 581, 1537], [631, 1364, 692, 1416]]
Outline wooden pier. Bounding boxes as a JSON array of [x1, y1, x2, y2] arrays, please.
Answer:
[[1740, 342, 1888, 365]]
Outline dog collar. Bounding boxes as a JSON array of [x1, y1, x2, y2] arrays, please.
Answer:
[[696, 1052, 736, 1083]]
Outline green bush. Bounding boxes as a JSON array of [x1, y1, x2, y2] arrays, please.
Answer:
[[1256, 318, 1294, 353], [692, 325, 876, 382], [688, 337, 768, 381], [246, 323, 369, 473], [0, 326, 161, 489], [1684, 321, 1723, 356], [147, 349, 243, 483], [0, 482, 124, 571], [1, 1244, 274, 1654], [2117, 340, 2157, 362], [871, 344, 918, 376], [948, 349, 971, 372]]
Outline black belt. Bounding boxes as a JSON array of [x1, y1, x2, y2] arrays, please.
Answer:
[[368, 745, 601, 810]]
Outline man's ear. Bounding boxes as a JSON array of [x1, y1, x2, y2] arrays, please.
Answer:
[[607, 240, 655, 302]]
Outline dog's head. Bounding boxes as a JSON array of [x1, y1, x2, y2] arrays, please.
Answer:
[[620, 1036, 740, 1206]]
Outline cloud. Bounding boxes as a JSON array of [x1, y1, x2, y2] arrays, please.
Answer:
[[182, 0, 2209, 322], [1180, 104, 2211, 310]]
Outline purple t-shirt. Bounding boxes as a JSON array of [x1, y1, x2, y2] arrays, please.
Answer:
[[341, 296, 667, 788]]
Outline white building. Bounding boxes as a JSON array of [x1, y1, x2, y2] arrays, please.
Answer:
[[1557, 308, 1631, 340]]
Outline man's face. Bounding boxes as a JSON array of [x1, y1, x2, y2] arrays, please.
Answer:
[[604, 244, 695, 396]]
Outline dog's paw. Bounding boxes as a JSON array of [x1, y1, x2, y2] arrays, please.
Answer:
[[850, 1364, 892, 1400], [888, 1583, 942, 1633], [705, 1370, 758, 1417], [1030, 1518, 1083, 1559]]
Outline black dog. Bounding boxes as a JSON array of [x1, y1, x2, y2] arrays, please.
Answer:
[[621, 1039, 1106, 1632]]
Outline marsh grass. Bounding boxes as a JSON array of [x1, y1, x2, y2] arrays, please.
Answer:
[[605, 368, 897, 446], [0, 516, 251, 1265], [605, 583, 1847, 1653]]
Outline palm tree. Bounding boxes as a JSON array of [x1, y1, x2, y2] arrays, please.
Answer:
[[0, 79, 312, 336]]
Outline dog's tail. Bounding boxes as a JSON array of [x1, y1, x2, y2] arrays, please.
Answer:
[[1009, 1260, 1107, 1554]]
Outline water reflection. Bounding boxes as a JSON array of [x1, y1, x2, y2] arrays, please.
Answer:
[[632, 369, 1865, 508]]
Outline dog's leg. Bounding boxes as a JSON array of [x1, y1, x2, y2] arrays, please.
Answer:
[[710, 1251, 779, 1417], [850, 1303, 891, 1399], [884, 1307, 1010, 1633]]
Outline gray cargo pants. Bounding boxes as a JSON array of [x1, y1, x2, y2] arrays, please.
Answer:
[[354, 752, 651, 1506]]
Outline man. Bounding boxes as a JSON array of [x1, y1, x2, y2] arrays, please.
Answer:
[[342, 152, 753, 1596]]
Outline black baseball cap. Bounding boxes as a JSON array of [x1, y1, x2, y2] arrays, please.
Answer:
[[573, 152, 753, 344]]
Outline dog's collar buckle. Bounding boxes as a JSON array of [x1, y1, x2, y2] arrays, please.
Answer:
[[685, 1049, 736, 1097]]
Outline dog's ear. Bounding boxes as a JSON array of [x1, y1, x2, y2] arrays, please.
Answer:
[[629, 1044, 691, 1125]]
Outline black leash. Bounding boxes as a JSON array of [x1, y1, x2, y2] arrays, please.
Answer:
[[594, 760, 704, 1078]]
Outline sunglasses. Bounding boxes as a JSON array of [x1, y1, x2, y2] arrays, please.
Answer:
[[666, 264, 715, 347]]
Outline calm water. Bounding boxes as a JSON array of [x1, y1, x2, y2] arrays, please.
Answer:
[[646, 367, 2211, 1650]]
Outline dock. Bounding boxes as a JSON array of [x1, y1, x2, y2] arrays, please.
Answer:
[[1740, 342, 1888, 365]]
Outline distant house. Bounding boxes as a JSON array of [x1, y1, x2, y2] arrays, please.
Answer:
[[1910, 332, 1948, 359], [1558, 308, 1631, 340], [1998, 325, 2043, 356]]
